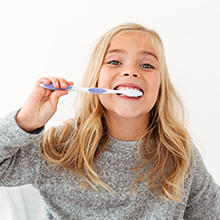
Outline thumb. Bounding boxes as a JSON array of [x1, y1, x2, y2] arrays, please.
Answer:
[[50, 90, 68, 110]]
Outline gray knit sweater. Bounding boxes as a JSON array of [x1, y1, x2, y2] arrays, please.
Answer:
[[0, 110, 220, 220]]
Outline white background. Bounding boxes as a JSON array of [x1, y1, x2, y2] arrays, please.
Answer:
[[0, 0, 219, 219]]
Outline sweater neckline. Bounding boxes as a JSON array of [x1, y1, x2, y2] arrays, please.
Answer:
[[106, 134, 146, 152], [108, 134, 141, 144]]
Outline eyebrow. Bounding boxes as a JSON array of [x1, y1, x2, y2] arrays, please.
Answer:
[[106, 49, 126, 55], [106, 49, 158, 60], [140, 51, 158, 60]]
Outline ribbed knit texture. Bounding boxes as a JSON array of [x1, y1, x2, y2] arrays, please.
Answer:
[[0, 110, 220, 219]]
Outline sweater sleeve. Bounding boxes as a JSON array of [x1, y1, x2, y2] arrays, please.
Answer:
[[184, 147, 220, 219], [0, 110, 45, 187]]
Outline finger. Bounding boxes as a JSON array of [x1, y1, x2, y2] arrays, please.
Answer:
[[46, 77, 72, 89], [35, 77, 50, 87], [56, 78, 74, 89], [47, 76, 60, 88], [36, 77, 74, 90], [57, 77, 69, 89], [67, 81, 74, 86]]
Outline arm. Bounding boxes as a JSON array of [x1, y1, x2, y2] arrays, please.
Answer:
[[0, 77, 73, 186], [184, 147, 220, 219], [0, 110, 44, 186]]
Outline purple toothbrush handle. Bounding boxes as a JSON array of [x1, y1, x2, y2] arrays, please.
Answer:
[[40, 83, 72, 90], [88, 88, 107, 94]]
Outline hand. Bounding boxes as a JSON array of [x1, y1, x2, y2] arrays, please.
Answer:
[[16, 77, 74, 132]]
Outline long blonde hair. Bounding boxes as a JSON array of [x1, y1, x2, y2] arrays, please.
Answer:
[[41, 23, 193, 202]]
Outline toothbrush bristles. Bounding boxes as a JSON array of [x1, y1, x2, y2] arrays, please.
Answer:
[[116, 90, 143, 98]]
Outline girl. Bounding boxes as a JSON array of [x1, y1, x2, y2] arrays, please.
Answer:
[[0, 23, 219, 219]]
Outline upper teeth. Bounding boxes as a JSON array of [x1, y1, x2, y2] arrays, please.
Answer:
[[116, 86, 141, 91]]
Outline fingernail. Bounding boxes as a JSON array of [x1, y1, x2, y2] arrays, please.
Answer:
[[61, 83, 67, 88], [55, 82, 59, 88]]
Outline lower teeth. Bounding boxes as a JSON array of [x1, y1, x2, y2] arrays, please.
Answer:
[[116, 93, 140, 98]]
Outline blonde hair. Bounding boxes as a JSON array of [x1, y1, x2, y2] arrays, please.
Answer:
[[41, 23, 193, 202]]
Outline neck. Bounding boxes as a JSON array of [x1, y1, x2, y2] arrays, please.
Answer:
[[105, 113, 149, 141]]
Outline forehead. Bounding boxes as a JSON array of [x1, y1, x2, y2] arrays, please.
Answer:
[[107, 32, 157, 56]]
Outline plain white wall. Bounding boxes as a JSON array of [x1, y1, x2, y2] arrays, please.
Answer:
[[0, 0, 219, 191]]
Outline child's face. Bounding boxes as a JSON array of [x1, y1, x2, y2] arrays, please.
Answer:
[[98, 32, 160, 123]]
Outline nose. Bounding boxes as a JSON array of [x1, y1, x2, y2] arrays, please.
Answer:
[[122, 65, 140, 78], [123, 73, 138, 77]]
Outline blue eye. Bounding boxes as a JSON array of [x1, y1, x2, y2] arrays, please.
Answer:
[[108, 60, 121, 65], [141, 64, 154, 69]]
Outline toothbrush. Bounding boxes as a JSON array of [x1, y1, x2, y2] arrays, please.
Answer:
[[39, 83, 143, 97]]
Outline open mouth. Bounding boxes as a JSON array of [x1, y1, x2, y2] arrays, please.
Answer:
[[114, 85, 144, 97]]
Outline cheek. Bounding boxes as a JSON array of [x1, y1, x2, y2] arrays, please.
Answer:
[[154, 75, 161, 102], [147, 72, 161, 92], [155, 75, 161, 92], [98, 94, 111, 114], [98, 66, 111, 88], [98, 67, 105, 87]]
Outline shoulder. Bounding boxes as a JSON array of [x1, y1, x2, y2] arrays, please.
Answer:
[[184, 142, 220, 219]]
